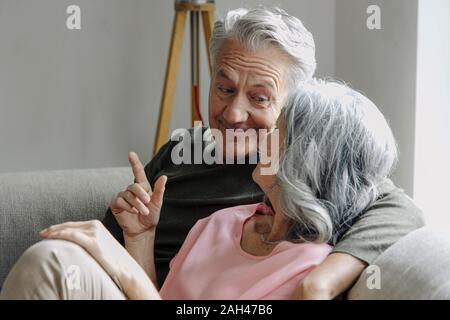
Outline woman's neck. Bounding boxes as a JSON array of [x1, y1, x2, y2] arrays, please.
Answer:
[[263, 213, 291, 242]]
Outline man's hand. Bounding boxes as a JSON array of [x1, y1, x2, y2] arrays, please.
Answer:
[[110, 152, 167, 237]]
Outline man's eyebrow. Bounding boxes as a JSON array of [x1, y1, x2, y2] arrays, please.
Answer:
[[217, 70, 233, 81], [252, 81, 276, 92]]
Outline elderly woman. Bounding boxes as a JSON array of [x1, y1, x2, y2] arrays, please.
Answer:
[[158, 80, 400, 299], [1, 80, 399, 299]]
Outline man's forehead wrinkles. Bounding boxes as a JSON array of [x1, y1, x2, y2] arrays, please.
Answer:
[[249, 76, 278, 91], [221, 60, 283, 87], [217, 69, 235, 81], [218, 59, 282, 91], [219, 52, 283, 75], [218, 62, 280, 92], [217, 63, 241, 82]]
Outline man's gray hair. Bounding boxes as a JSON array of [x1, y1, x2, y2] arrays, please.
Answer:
[[278, 79, 398, 245], [210, 7, 316, 87]]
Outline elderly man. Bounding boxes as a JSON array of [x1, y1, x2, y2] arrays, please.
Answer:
[[1, 7, 423, 300]]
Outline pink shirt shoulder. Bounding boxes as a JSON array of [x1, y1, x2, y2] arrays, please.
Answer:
[[160, 203, 332, 300]]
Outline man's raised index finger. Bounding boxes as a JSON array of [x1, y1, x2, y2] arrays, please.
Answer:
[[128, 151, 148, 183]]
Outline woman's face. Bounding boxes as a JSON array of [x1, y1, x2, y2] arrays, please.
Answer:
[[252, 117, 288, 240]]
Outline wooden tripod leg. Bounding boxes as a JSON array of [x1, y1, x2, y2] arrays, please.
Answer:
[[191, 12, 201, 126], [201, 10, 214, 74], [153, 10, 187, 155]]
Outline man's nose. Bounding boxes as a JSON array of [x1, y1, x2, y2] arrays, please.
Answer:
[[222, 96, 249, 125]]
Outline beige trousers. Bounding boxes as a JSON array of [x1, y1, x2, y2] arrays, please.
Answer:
[[0, 240, 126, 300]]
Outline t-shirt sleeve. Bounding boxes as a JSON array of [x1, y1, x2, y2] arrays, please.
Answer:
[[332, 189, 425, 265]]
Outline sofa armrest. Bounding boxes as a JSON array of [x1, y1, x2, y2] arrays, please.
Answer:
[[0, 167, 132, 287]]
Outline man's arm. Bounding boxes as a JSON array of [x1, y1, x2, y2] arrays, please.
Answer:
[[291, 253, 367, 300], [293, 180, 425, 299]]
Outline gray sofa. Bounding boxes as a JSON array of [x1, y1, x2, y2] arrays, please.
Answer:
[[1, 168, 450, 299]]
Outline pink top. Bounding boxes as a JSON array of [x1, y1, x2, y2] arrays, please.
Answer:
[[159, 203, 332, 300]]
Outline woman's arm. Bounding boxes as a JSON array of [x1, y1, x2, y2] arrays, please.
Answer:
[[116, 248, 161, 300], [40, 220, 161, 300], [291, 252, 367, 300], [124, 230, 159, 288]]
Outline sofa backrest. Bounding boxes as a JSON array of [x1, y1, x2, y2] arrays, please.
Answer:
[[0, 167, 132, 287], [348, 227, 450, 299]]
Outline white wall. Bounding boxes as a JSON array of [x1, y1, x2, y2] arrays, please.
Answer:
[[414, 0, 450, 233], [335, 0, 419, 196], [0, 0, 336, 173]]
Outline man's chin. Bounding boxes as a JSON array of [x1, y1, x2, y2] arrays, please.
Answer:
[[220, 142, 258, 164]]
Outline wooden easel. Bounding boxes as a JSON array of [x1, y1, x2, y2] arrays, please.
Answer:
[[153, 1, 215, 155]]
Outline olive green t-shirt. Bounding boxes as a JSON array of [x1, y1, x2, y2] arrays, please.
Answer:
[[102, 131, 425, 287]]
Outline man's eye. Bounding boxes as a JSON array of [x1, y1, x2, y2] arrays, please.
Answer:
[[217, 86, 233, 94], [253, 95, 269, 103]]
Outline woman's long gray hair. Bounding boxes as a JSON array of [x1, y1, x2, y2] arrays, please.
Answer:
[[278, 80, 398, 245]]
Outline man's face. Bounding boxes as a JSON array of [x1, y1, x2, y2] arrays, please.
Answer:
[[208, 39, 290, 159]]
